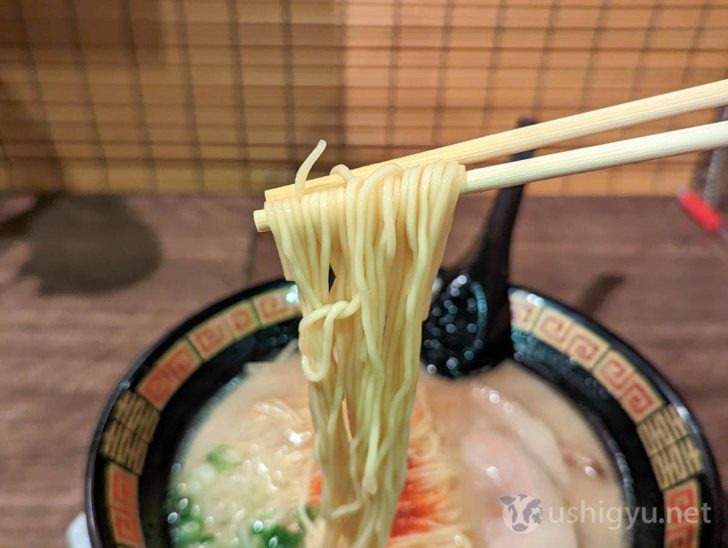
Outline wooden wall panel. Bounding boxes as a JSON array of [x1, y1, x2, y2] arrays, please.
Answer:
[[0, 0, 726, 195]]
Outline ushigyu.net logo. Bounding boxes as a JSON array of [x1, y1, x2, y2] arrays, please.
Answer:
[[499, 493, 712, 534]]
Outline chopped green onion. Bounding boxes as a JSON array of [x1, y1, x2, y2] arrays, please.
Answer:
[[177, 517, 215, 544], [296, 505, 318, 529], [250, 519, 303, 548], [167, 486, 214, 546], [206, 444, 243, 472]]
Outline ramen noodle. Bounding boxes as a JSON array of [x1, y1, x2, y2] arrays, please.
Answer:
[[263, 142, 463, 546]]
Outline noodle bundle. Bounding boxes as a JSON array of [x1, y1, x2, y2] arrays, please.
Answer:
[[265, 143, 464, 547]]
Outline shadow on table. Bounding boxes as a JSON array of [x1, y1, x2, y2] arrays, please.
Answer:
[[574, 273, 625, 316], [1, 195, 162, 295]]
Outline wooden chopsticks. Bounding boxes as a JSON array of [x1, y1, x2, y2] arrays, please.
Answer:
[[461, 121, 728, 194], [254, 79, 728, 232]]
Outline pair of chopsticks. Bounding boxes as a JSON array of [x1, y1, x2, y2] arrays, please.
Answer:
[[254, 79, 728, 232]]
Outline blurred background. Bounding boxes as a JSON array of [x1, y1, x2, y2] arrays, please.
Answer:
[[1, 0, 727, 196], [1, 1, 728, 546]]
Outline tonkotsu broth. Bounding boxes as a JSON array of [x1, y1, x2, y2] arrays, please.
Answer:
[[168, 353, 626, 548]]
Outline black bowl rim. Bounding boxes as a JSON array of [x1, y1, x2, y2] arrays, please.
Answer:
[[84, 279, 291, 547], [84, 278, 725, 546], [515, 283, 725, 540]]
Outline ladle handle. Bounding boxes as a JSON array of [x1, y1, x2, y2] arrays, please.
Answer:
[[467, 118, 538, 367]]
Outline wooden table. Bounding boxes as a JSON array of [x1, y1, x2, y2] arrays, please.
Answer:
[[1, 194, 726, 546]]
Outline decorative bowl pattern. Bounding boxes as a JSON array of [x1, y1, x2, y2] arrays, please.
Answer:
[[85, 280, 724, 547]]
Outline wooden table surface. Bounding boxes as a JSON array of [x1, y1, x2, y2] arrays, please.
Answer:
[[1, 193, 727, 546]]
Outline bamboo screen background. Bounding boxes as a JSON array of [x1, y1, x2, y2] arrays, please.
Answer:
[[0, 0, 726, 196]]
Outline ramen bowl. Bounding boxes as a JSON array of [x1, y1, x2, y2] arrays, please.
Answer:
[[85, 277, 724, 548]]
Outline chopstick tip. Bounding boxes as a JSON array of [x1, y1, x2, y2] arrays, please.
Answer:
[[254, 209, 270, 232]]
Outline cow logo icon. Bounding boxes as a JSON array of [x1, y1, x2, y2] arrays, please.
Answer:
[[500, 494, 543, 534]]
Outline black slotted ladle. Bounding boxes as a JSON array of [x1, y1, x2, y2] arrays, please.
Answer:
[[422, 118, 538, 378]]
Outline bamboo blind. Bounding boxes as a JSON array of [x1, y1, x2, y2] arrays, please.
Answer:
[[0, 0, 726, 196]]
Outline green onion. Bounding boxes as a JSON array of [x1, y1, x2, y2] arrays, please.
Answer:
[[177, 517, 214, 544], [167, 485, 214, 546], [296, 505, 318, 529], [206, 444, 243, 472], [250, 520, 303, 548]]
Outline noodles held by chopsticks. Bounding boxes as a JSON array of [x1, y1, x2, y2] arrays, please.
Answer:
[[265, 142, 464, 547]]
